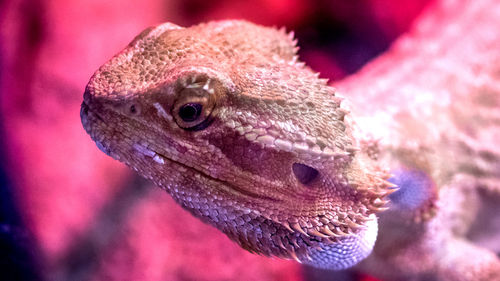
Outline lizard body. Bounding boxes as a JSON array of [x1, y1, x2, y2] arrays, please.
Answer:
[[81, 0, 500, 279], [338, 0, 500, 279]]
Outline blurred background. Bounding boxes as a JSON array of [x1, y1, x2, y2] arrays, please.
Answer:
[[0, 0, 433, 280]]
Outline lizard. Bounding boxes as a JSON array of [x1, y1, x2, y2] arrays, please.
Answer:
[[80, 0, 500, 279], [80, 20, 392, 271]]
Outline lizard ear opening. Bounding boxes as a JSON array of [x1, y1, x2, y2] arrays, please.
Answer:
[[292, 163, 319, 185]]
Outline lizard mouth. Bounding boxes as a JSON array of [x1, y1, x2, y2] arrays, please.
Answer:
[[131, 142, 277, 202], [82, 103, 270, 202], [82, 97, 279, 207], [80, 101, 90, 129], [81, 100, 106, 133], [81, 101, 101, 138]]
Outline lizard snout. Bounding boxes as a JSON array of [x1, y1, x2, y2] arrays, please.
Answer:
[[80, 101, 90, 130]]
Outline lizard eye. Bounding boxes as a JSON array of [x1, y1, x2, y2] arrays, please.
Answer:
[[172, 77, 217, 130], [178, 103, 202, 122]]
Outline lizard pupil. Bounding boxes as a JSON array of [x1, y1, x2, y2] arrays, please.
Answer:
[[179, 103, 202, 122]]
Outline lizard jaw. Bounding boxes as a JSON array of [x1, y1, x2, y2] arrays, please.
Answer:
[[131, 142, 279, 202], [81, 88, 386, 271], [125, 131, 380, 269], [131, 135, 380, 269]]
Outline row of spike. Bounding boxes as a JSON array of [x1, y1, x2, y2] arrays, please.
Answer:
[[275, 214, 374, 242]]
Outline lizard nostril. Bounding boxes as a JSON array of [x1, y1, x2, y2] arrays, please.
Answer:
[[292, 163, 319, 185]]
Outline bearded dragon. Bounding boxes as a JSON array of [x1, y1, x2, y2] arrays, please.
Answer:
[[80, 0, 500, 279]]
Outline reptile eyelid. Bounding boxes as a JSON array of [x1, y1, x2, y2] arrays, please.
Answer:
[[172, 76, 218, 130]]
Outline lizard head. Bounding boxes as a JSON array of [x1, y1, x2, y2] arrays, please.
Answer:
[[81, 20, 395, 269]]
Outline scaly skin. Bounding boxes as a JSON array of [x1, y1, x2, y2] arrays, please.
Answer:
[[338, 0, 500, 280], [81, 0, 500, 279], [80, 21, 393, 270]]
